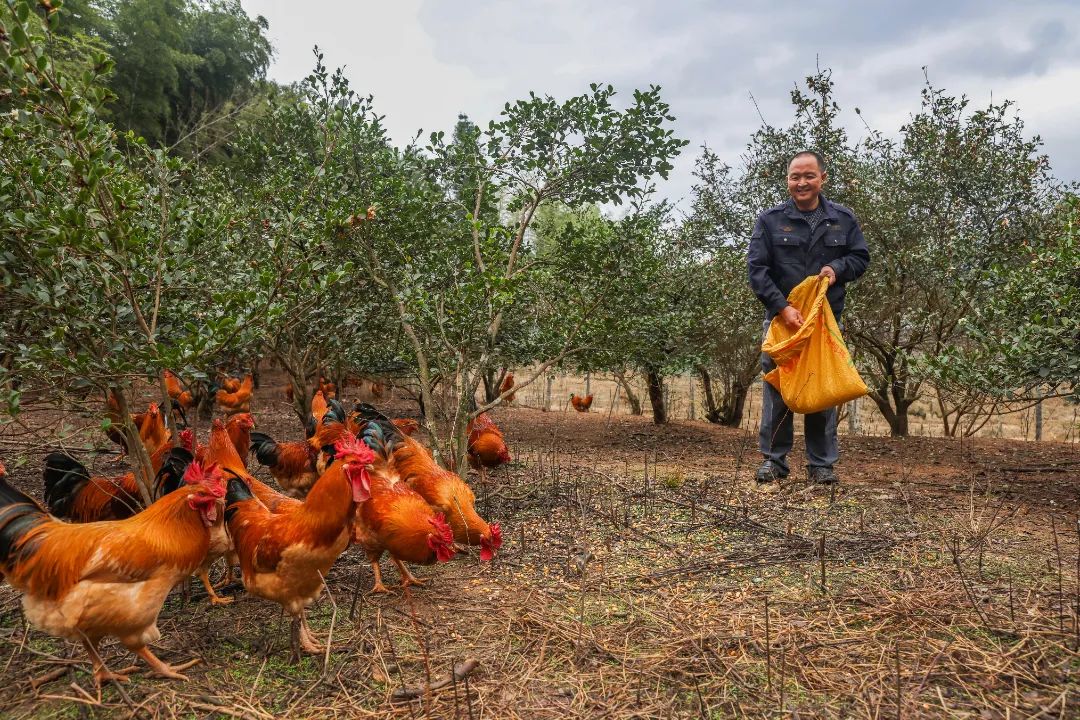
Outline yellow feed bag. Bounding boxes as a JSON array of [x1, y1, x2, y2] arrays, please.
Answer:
[[761, 276, 868, 415]]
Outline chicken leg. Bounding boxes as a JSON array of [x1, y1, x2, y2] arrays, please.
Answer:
[[369, 560, 391, 594], [289, 615, 324, 660], [391, 557, 426, 588], [133, 646, 200, 680], [198, 569, 234, 605], [81, 639, 137, 687]]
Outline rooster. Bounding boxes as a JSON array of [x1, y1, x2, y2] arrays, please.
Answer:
[[317, 376, 337, 400], [467, 413, 511, 483], [354, 421, 456, 592], [155, 448, 236, 605], [163, 370, 195, 424], [105, 398, 170, 463], [570, 393, 593, 412], [226, 412, 255, 467], [500, 372, 516, 403], [205, 419, 301, 516], [0, 459, 225, 687], [305, 392, 346, 439], [214, 374, 253, 415], [224, 437, 374, 657], [44, 439, 177, 523], [356, 405, 502, 560]]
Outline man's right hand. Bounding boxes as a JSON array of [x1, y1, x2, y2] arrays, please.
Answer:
[[779, 305, 803, 330]]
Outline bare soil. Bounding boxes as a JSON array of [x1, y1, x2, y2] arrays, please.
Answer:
[[0, 373, 1078, 718]]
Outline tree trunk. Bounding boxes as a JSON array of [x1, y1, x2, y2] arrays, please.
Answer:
[[585, 371, 591, 397], [865, 355, 917, 437], [1034, 388, 1043, 441], [110, 386, 154, 505], [720, 383, 749, 428], [481, 368, 497, 404], [544, 375, 552, 411], [698, 366, 720, 423], [614, 369, 643, 416], [646, 368, 667, 425]]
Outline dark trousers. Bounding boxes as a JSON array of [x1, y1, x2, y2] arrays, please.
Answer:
[[758, 320, 839, 474]]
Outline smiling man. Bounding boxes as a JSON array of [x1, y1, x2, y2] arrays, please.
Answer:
[[746, 150, 870, 485]]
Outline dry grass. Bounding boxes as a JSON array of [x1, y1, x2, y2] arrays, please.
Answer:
[[0, 383, 1077, 718]]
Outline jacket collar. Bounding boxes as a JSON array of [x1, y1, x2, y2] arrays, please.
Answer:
[[783, 195, 839, 222]]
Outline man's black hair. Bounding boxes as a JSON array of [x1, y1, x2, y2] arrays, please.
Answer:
[[788, 150, 826, 173]]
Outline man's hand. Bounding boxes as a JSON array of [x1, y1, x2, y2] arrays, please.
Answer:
[[819, 264, 837, 286], [779, 305, 803, 330]]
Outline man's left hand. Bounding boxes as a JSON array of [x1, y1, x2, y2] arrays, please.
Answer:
[[819, 265, 837, 286]]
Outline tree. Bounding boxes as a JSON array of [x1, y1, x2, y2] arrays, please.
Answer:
[[683, 147, 770, 426], [1, 0, 260, 497], [349, 83, 687, 464]]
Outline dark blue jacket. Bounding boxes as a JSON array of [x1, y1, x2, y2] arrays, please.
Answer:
[[747, 196, 870, 319]]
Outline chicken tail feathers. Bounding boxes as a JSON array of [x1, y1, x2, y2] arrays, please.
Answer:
[[154, 447, 195, 497], [42, 452, 91, 518], [0, 475, 48, 568], [248, 431, 279, 467], [223, 472, 255, 523]]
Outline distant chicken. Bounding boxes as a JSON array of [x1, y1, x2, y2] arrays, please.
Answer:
[[370, 381, 384, 399], [163, 370, 195, 424], [353, 420, 456, 592], [224, 437, 374, 657], [570, 393, 594, 412], [215, 374, 253, 415], [356, 405, 502, 560], [317, 376, 337, 400], [467, 413, 511, 482], [105, 397, 170, 462], [0, 459, 225, 687], [500, 372, 516, 403]]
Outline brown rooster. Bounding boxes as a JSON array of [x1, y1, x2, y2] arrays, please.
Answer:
[[467, 413, 511, 483], [570, 393, 594, 412], [356, 405, 502, 560], [353, 420, 456, 591], [0, 459, 225, 687], [224, 437, 374, 657]]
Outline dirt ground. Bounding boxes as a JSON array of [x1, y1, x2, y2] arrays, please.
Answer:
[[0, 374, 1078, 719]]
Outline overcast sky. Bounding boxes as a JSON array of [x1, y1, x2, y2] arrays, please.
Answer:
[[240, 0, 1080, 208]]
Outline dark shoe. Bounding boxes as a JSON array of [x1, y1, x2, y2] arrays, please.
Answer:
[[755, 460, 789, 483], [808, 466, 839, 485]]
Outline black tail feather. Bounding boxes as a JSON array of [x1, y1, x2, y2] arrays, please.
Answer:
[[42, 452, 91, 518], [154, 447, 194, 497], [223, 472, 254, 523], [248, 431, 279, 467], [0, 475, 48, 567]]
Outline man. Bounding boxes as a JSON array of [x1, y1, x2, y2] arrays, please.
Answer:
[[747, 150, 870, 485]]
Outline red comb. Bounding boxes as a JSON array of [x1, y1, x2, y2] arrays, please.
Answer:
[[335, 436, 374, 465], [183, 461, 225, 497]]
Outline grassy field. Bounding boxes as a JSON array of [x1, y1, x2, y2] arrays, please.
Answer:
[[0, 375, 1078, 718]]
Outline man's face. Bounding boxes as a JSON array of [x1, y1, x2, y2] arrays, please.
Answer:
[[787, 155, 826, 207]]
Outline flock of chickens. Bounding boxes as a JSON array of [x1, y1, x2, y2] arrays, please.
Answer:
[[0, 374, 514, 690]]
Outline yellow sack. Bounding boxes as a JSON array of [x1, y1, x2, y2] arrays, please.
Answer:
[[761, 275, 868, 414]]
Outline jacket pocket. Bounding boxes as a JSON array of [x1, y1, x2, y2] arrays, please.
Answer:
[[772, 235, 803, 264], [823, 230, 847, 247]]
